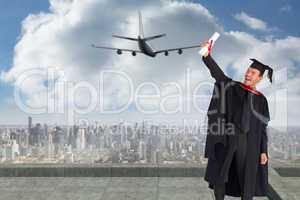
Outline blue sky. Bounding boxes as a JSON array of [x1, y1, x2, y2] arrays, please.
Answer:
[[0, 0, 299, 125], [0, 0, 50, 69]]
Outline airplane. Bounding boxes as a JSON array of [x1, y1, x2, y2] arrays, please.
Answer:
[[92, 12, 200, 57]]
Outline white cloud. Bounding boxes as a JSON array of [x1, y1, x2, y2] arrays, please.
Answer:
[[1, 0, 300, 127], [233, 11, 269, 31]]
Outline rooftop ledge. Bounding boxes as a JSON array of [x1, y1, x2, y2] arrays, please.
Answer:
[[0, 163, 205, 177]]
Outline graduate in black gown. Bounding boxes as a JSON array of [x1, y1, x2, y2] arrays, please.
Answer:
[[201, 41, 272, 200]]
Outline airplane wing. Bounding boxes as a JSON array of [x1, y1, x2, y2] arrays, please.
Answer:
[[154, 45, 200, 54], [91, 44, 142, 53]]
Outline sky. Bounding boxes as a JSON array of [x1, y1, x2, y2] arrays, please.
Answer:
[[0, 0, 299, 128]]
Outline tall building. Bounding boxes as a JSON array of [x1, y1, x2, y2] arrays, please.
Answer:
[[29, 123, 43, 146], [11, 140, 20, 160], [28, 116, 32, 132], [47, 129, 56, 159], [77, 128, 86, 151], [138, 141, 146, 160]]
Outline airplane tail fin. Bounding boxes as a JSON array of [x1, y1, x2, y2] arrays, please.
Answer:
[[144, 34, 166, 41], [139, 11, 144, 38]]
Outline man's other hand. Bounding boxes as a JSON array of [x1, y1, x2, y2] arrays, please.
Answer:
[[260, 153, 268, 165]]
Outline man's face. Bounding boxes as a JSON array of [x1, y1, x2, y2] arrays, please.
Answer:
[[243, 67, 262, 87]]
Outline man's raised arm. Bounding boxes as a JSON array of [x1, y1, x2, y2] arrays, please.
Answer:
[[200, 40, 230, 82], [202, 54, 230, 82]]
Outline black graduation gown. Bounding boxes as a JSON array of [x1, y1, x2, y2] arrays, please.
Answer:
[[202, 55, 270, 198]]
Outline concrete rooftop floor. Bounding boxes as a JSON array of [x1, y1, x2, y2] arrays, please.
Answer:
[[281, 177, 300, 200], [0, 177, 269, 200]]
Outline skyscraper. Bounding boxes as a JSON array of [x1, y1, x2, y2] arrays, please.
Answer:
[[28, 116, 32, 132]]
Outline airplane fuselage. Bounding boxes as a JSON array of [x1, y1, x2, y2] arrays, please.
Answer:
[[138, 36, 156, 57]]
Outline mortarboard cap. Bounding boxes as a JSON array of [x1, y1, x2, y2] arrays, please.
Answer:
[[250, 58, 273, 83]]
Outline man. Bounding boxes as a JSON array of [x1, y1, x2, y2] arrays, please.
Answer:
[[201, 41, 272, 200]]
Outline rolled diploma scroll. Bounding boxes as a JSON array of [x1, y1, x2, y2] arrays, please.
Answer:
[[199, 32, 220, 56]]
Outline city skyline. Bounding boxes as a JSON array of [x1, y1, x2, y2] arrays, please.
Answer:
[[0, 116, 299, 165]]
